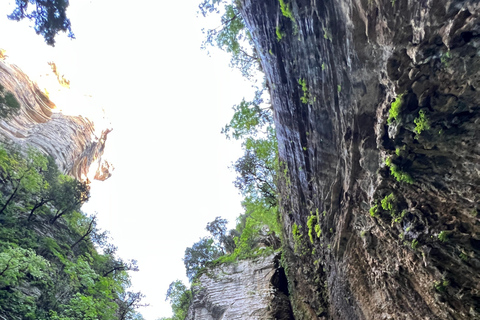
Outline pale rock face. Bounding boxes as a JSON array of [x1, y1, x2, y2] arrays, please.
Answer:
[[0, 60, 112, 181], [186, 253, 293, 320]]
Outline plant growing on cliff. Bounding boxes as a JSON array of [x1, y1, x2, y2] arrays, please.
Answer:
[[381, 193, 395, 215], [298, 78, 310, 104], [0, 143, 146, 319], [276, 25, 285, 41], [434, 279, 450, 292], [411, 239, 419, 250], [370, 204, 379, 217], [0, 84, 21, 120], [387, 94, 404, 124], [184, 237, 223, 281], [279, 0, 295, 22], [307, 213, 319, 244], [414, 109, 430, 138], [438, 231, 450, 242], [385, 157, 414, 184]]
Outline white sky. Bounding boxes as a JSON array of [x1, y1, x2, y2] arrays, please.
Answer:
[[0, 1, 253, 318]]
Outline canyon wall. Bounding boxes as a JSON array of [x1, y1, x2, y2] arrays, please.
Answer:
[[0, 60, 112, 181], [186, 253, 293, 320], [238, 0, 479, 319]]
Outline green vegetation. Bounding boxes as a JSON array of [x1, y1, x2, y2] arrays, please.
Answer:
[[381, 193, 395, 214], [434, 279, 450, 292], [307, 213, 321, 244], [393, 210, 407, 224], [0, 144, 145, 320], [276, 26, 284, 41], [323, 28, 332, 41], [158, 281, 192, 320], [411, 239, 419, 250], [459, 252, 469, 262], [387, 94, 404, 124], [166, 12, 281, 313], [440, 51, 451, 67], [298, 78, 310, 104], [414, 109, 430, 137], [385, 157, 414, 184], [0, 84, 21, 119], [370, 204, 378, 217], [337, 85, 341, 93], [395, 146, 405, 156], [279, 0, 295, 22], [438, 231, 450, 242], [199, 0, 258, 78]]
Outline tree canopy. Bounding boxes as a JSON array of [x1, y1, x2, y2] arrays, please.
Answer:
[[199, 0, 259, 78], [0, 144, 145, 319], [7, 0, 74, 46]]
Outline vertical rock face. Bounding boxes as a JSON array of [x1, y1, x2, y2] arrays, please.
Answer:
[[186, 253, 293, 320], [0, 60, 112, 181], [239, 0, 480, 319]]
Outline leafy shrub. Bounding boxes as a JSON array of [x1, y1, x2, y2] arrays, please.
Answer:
[[387, 94, 404, 124], [438, 231, 450, 242], [370, 204, 378, 217], [385, 157, 414, 184], [279, 0, 294, 21], [414, 109, 430, 137]]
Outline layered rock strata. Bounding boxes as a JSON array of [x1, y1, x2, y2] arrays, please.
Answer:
[[0, 60, 112, 181], [186, 253, 293, 320], [239, 0, 480, 319]]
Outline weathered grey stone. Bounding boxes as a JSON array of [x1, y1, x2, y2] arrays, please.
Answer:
[[186, 253, 293, 320], [239, 0, 480, 319]]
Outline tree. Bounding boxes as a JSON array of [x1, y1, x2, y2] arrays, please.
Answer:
[[233, 130, 278, 205], [50, 176, 90, 224], [27, 156, 59, 220], [0, 84, 21, 119], [206, 216, 236, 253], [117, 291, 147, 320], [183, 237, 221, 281], [221, 89, 272, 140], [7, 0, 74, 46], [200, 0, 259, 78], [162, 280, 192, 320], [0, 146, 49, 215]]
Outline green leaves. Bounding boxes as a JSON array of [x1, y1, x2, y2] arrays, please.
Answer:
[[0, 143, 145, 319], [200, 0, 259, 78], [184, 237, 222, 281], [222, 90, 272, 140], [0, 245, 50, 288], [7, 0, 74, 46], [164, 280, 192, 320]]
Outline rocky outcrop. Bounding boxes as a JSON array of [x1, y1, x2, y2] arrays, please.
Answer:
[[239, 0, 480, 319], [186, 253, 293, 320], [0, 60, 112, 181]]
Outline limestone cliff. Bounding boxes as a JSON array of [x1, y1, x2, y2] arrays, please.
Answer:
[[0, 60, 112, 181], [186, 253, 293, 320], [234, 0, 479, 319]]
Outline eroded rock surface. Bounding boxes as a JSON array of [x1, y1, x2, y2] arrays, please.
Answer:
[[239, 0, 480, 319], [186, 253, 293, 320], [0, 60, 112, 181]]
